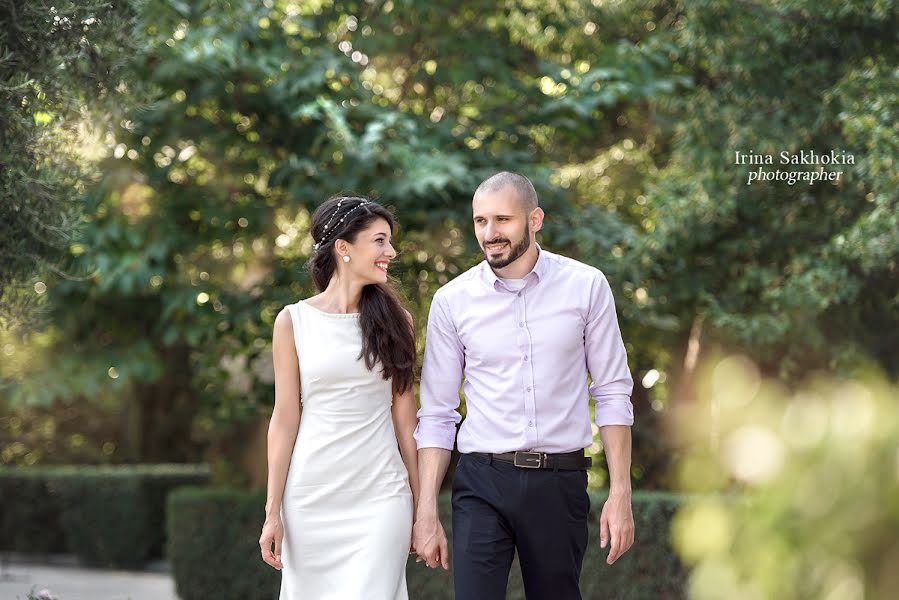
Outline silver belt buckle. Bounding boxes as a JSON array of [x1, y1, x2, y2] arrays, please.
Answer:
[[513, 451, 546, 468]]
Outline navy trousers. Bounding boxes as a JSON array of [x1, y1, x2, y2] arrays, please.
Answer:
[[451, 453, 590, 600]]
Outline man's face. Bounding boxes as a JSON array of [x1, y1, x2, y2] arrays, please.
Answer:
[[472, 186, 532, 269]]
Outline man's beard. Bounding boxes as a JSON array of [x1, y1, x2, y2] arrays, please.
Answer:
[[483, 224, 531, 269]]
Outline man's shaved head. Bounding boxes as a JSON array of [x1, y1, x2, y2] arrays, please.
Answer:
[[473, 171, 539, 213]]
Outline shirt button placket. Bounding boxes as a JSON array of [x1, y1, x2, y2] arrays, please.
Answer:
[[518, 292, 534, 442]]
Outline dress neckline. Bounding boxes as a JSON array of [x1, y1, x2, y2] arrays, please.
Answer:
[[300, 299, 360, 318]]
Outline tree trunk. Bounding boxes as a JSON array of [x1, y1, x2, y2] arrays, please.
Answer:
[[126, 343, 202, 463]]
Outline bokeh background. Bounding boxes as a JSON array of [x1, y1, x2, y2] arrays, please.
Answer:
[[1, 1, 897, 599]]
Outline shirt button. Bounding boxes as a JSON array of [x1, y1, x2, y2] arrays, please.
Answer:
[[517, 292, 522, 297], [526, 386, 532, 392], [528, 420, 533, 427], [518, 321, 524, 327], [523, 356, 529, 362]]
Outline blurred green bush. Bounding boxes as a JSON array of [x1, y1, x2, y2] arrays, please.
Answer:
[[671, 356, 899, 600], [0, 463, 210, 567], [168, 487, 687, 600], [168, 487, 280, 600]]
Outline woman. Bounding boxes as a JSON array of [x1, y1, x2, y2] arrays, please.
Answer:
[[259, 196, 419, 599]]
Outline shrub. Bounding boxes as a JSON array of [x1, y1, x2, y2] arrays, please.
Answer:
[[167, 487, 687, 600], [671, 357, 899, 600], [0, 463, 210, 567], [409, 491, 688, 599], [0, 470, 67, 554], [51, 467, 151, 568], [167, 487, 279, 600]]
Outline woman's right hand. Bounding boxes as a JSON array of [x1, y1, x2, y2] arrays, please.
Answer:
[[259, 515, 285, 570], [413, 514, 450, 570]]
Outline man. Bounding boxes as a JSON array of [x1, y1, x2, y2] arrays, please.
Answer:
[[412, 171, 636, 599]]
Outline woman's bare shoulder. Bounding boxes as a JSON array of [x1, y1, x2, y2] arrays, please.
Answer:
[[273, 304, 296, 338]]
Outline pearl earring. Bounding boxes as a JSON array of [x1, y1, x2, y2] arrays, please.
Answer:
[[342, 255, 350, 263]]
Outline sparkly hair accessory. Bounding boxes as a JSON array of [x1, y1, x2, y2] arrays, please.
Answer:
[[312, 199, 371, 252]]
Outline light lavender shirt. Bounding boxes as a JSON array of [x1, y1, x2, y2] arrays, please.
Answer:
[[414, 245, 634, 454]]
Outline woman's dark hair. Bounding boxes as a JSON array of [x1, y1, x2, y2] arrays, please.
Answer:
[[307, 196, 415, 394]]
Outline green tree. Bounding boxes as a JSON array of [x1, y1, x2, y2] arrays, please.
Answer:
[[634, 0, 899, 384], [0, 1, 138, 330], [10, 0, 893, 494], [4, 1, 681, 479]]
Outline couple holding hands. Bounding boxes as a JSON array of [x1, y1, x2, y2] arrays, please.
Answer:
[[260, 171, 635, 599]]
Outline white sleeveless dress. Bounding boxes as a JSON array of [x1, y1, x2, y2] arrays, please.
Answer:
[[279, 300, 412, 599]]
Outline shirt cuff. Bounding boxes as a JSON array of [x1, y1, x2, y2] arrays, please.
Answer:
[[594, 394, 635, 427], [414, 420, 457, 451]]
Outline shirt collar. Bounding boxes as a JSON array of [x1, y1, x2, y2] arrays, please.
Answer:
[[481, 243, 548, 292]]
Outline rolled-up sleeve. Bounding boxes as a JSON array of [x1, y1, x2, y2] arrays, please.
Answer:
[[414, 291, 464, 450], [585, 273, 634, 427]]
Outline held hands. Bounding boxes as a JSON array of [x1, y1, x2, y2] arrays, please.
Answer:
[[412, 514, 450, 570], [599, 491, 635, 565], [259, 515, 285, 570]]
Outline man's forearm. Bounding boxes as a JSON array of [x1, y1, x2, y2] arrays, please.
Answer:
[[416, 447, 452, 518], [599, 424, 632, 495]]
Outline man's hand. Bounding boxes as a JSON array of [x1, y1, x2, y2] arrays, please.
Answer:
[[599, 491, 634, 565], [413, 514, 450, 570]]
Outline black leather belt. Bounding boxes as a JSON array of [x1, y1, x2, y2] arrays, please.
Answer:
[[468, 450, 591, 470]]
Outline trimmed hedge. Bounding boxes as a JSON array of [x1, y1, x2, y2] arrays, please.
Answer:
[[168, 487, 687, 600], [0, 464, 210, 568], [168, 487, 279, 600], [410, 491, 688, 600], [0, 469, 68, 554]]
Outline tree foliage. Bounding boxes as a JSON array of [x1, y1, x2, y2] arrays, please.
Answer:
[[0, 0, 139, 329], [1, 1, 895, 486], [635, 0, 899, 378]]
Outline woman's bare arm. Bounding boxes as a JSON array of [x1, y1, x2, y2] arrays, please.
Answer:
[[393, 383, 420, 513], [392, 310, 420, 513], [260, 307, 301, 570]]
